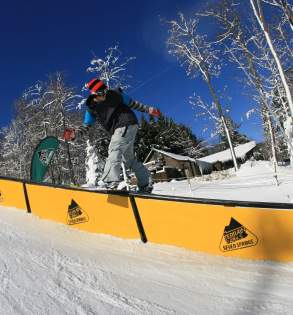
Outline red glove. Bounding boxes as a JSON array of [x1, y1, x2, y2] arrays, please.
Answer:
[[148, 107, 161, 117], [63, 126, 90, 141], [63, 128, 76, 141]]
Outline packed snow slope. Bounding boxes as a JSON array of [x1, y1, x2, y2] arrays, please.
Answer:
[[1, 205, 293, 315], [153, 160, 293, 203]]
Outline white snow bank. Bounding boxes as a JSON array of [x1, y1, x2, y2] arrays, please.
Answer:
[[0, 206, 293, 315], [153, 160, 293, 203]]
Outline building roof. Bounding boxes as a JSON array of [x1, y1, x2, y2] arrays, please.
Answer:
[[144, 148, 196, 163], [196, 141, 256, 164]]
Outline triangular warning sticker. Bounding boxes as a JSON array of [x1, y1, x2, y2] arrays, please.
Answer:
[[67, 199, 89, 225], [219, 217, 258, 252]]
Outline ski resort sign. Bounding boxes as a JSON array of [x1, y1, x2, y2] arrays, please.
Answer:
[[219, 217, 258, 252], [37, 149, 55, 166]]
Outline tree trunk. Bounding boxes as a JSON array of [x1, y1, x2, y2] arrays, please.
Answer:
[[280, 0, 293, 32], [205, 75, 239, 171], [264, 109, 278, 176], [243, 45, 279, 173], [62, 112, 76, 185], [251, 0, 293, 117]]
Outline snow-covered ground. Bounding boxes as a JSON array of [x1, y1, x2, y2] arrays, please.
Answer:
[[1, 160, 293, 314], [1, 205, 293, 315], [154, 160, 293, 203]]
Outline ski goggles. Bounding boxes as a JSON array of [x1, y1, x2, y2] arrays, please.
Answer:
[[91, 88, 108, 96]]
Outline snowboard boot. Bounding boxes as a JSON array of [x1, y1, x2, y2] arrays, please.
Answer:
[[97, 180, 128, 191], [105, 182, 120, 190], [137, 183, 153, 194], [96, 180, 108, 189]]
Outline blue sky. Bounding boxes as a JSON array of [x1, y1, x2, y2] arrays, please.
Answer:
[[0, 0, 263, 143]]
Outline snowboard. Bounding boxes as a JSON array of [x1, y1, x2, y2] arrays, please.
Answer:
[[71, 181, 153, 193]]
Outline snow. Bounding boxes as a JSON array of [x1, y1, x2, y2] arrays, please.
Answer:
[[1, 160, 293, 314], [1, 205, 293, 315], [153, 160, 293, 203], [85, 140, 100, 187], [197, 141, 256, 164]]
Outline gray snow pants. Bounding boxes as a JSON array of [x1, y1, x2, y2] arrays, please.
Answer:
[[100, 124, 150, 188]]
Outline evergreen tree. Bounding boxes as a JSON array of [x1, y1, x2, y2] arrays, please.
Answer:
[[219, 116, 250, 150], [135, 113, 203, 161]]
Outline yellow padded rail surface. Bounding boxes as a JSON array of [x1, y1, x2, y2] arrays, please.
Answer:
[[26, 184, 140, 239], [134, 196, 293, 262], [0, 179, 27, 211], [1, 177, 293, 262]]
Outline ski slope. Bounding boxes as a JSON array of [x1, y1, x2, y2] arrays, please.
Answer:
[[0, 205, 293, 315], [1, 161, 293, 314]]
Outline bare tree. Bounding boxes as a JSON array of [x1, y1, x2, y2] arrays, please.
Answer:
[[26, 73, 84, 184], [166, 12, 239, 170], [0, 119, 26, 178], [47, 73, 83, 184], [263, 0, 293, 31], [0, 73, 87, 184], [189, 95, 225, 141], [251, 0, 293, 116], [250, 0, 293, 167], [202, 0, 280, 175], [87, 45, 136, 89]]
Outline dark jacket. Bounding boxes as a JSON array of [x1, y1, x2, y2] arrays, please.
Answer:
[[85, 89, 150, 135]]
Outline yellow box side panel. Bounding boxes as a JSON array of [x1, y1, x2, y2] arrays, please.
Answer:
[[0, 179, 27, 211], [26, 184, 139, 239], [135, 197, 293, 262]]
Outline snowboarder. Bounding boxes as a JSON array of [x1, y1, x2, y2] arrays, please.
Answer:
[[66, 78, 160, 192]]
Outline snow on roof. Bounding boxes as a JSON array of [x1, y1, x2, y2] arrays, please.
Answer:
[[147, 148, 196, 162], [197, 141, 256, 164]]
